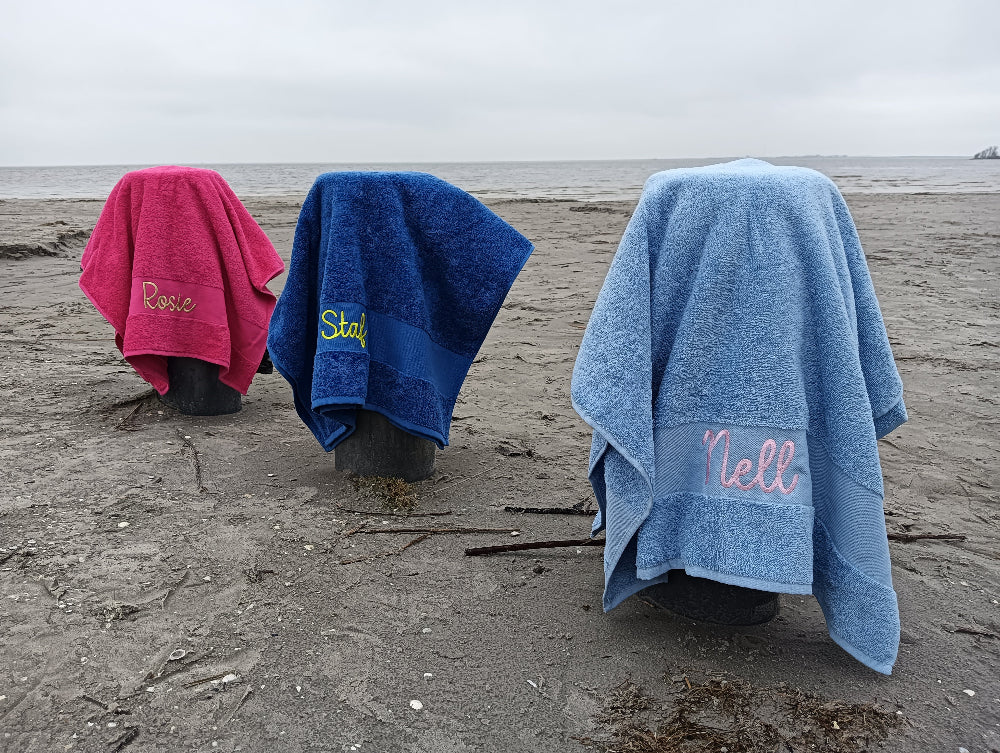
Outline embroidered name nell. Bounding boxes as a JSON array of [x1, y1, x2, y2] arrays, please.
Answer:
[[142, 281, 197, 313], [702, 428, 799, 494], [321, 310, 368, 348]]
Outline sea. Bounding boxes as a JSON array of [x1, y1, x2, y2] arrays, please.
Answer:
[[1, 156, 998, 201]]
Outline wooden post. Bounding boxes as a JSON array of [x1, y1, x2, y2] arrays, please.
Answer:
[[640, 570, 780, 626], [160, 357, 242, 416], [335, 409, 436, 482]]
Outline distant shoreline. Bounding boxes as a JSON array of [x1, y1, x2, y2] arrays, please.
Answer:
[[2, 156, 999, 200]]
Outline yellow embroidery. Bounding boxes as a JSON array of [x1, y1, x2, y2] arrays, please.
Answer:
[[321, 309, 367, 348], [142, 281, 197, 313]]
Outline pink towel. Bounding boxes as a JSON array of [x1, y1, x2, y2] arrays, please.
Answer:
[[80, 166, 284, 395]]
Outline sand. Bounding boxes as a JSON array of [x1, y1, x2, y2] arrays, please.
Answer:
[[0, 192, 997, 753]]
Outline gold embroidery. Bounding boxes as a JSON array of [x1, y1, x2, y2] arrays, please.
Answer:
[[321, 309, 367, 348], [142, 281, 197, 313]]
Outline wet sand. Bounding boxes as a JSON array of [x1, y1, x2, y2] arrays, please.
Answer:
[[0, 192, 997, 752]]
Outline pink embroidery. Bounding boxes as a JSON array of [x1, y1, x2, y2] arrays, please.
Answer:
[[702, 429, 730, 484], [757, 439, 779, 492], [729, 458, 754, 490], [702, 429, 799, 495], [775, 440, 800, 494]]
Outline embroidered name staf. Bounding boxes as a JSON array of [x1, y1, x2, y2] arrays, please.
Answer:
[[321, 310, 368, 348]]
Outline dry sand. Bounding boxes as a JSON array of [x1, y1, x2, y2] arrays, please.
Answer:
[[0, 192, 997, 753]]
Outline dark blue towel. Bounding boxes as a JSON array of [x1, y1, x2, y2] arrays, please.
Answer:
[[572, 159, 907, 674], [268, 172, 534, 449]]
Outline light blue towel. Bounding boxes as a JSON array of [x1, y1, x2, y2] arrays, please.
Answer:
[[268, 172, 534, 450], [571, 159, 907, 674]]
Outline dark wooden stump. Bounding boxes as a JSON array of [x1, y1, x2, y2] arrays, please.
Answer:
[[639, 569, 780, 626], [335, 409, 436, 482], [160, 357, 242, 416]]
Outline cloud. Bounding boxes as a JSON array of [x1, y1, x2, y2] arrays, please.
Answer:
[[1, 0, 997, 164]]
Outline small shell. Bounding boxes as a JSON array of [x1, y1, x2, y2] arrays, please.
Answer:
[[167, 649, 187, 661]]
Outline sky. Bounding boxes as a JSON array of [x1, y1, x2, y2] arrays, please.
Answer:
[[1, 0, 997, 165]]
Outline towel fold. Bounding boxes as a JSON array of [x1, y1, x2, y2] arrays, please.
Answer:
[[267, 172, 534, 449], [572, 159, 907, 674], [80, 166, 284, 395]]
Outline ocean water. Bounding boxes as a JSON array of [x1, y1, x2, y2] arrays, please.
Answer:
[[1, 156, 998, 201]]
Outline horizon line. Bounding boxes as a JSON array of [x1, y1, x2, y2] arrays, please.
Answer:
[[0, 154, 981, 170]]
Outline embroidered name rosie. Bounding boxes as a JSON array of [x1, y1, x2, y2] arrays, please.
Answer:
[[142, 281, 197, 313], [321, 309, 368, 348]]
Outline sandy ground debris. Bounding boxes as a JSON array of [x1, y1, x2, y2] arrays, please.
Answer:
[[0, 193, 997, 752]]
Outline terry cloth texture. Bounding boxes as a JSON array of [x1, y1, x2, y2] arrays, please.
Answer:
[[267, 171, 534, 450], [80, 166, 284, 395], [571, 159, 907, 674]]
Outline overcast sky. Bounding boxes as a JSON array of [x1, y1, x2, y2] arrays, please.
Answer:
[[1, 0, 997, 165]]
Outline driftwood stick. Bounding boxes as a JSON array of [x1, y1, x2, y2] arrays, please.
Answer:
[[111, 388, 159, 430], [176, 430, 205, 492], [358, 526, 519, 535], [338, 554, 370, 565], [80, 693, 111, 710], [887, 532, 967, 543], [224, 686, 254, 724], [339, 534, 431, 565], [397, 534, 431, 553], [182, 670, 235, 689], [336, 504, 453, 518], [115, 400, 145, 431], [952, 626, 999, 639], [504, 505, 596, 516], [105, 388, 158, 412], [465, 538, 605, 556], [144, 653, 204, 684]]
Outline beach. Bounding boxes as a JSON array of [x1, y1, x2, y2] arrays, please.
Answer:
[[0, 191, 997, 752]]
